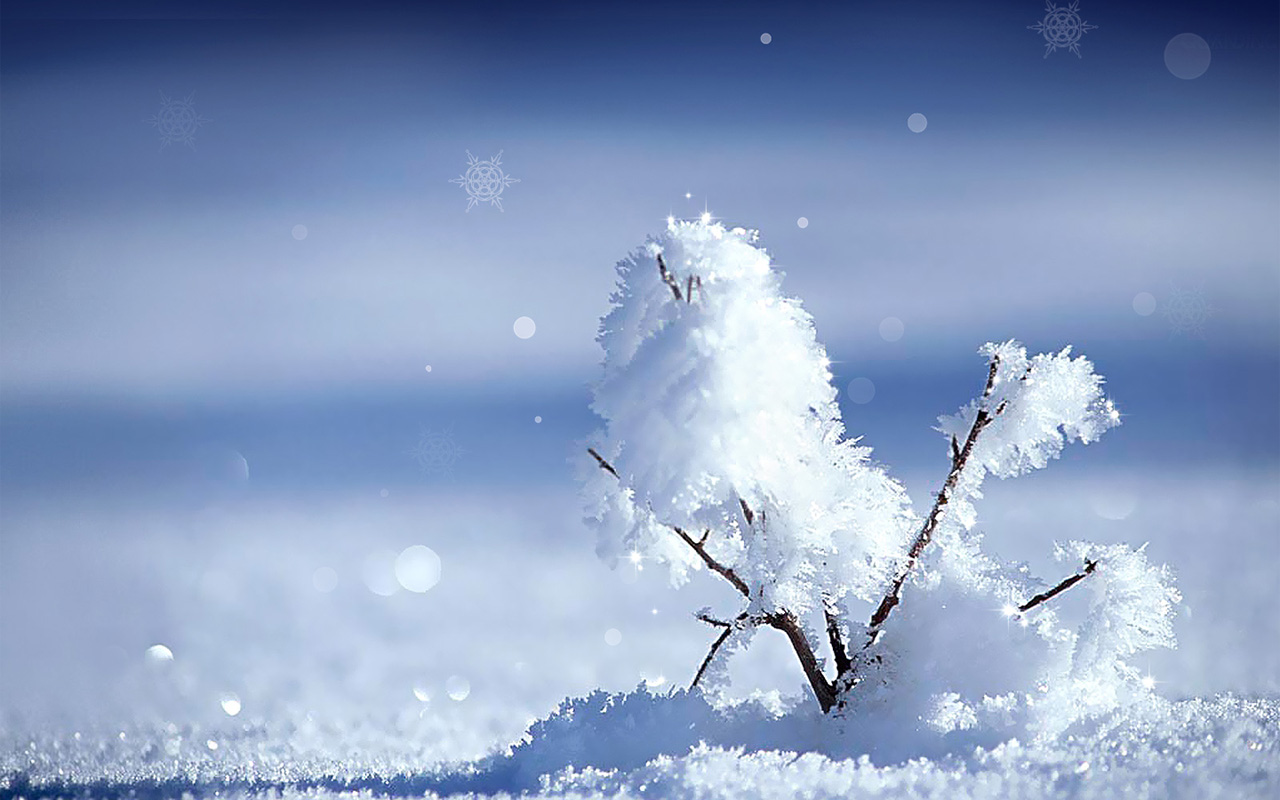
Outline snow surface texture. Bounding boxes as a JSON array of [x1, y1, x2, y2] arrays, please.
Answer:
[[581, 220, 1178, 740], [2, 484, 1277, 798], [5, 690, 1278, 798]]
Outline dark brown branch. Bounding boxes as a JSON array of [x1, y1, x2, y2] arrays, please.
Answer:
[[656, 253, 683, 301], [585, 445, 833, 711], [674, 527, 750, 597], [864, 355, 1006, 638], [586, 446, 750, 598], [1019, 560, 1097, 613], [686, 275, 694, 303], [586, 447, 619, 479], [951, 435, 961, 465], [766, 611, 837, 712], [691, 625, 734, 688], [824, 602, 852, 676]]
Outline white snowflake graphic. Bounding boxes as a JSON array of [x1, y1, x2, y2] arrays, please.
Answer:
[[407, 426, 466, 476], [146, 92, 209, 150], [450, 150, 519, 211], [1162, 286, 1215, 339], [1028, 1, 1098, 58]]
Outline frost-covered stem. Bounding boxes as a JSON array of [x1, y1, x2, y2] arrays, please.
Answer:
[[1019, 559, 1097, 613], [588, 447, 835, 711], [691, 625, 734, 688], [766, 611, 837, 712], [674, 526, 750, 597], [586, 447, 619, 479], [863, 356, 1005, 640], [824, 603, 852, 676], [656, 253, 683, 301], [691, 611, 752, 689]]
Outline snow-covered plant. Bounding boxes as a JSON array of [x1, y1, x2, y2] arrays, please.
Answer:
[[580, 219, 1179, 735]]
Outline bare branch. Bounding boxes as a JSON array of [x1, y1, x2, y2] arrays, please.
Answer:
[[584, 446, 833, 711], [586, 447, 619, 479], [585, 445, 750, 598], [766, 611, 837, 712], [824, 602, 852, 676], [674, 527, 750, 597], [686, 275, 694, 303], [864, 354, 1005, 638], [656, 253, 683, 301], [691, 625, 734, 689], [695, 611, 732, 627], [951, 435, 961, 465], [1019, 560, 1097, 613]]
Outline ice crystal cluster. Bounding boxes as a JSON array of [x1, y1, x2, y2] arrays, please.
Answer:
[[582, 219, 1181, 738]]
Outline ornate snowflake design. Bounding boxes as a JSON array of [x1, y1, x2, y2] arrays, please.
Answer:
[[146, 92, 209, 150], [450, 150, 520, 211], [1162, 286, 1215, 338], [407, 426, 466, 476], [1028, 2, 1098, 58]]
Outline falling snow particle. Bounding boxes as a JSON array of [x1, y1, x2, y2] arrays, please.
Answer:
[[425, 365, 433, 372], [1133, 292, 1157, 316], [1165, 33, 1212, 79], [219, 693, 241, 717], [292, 225, 308, 240], [413, 685, 430, 702], [145, 644, 174, 663], [146, 92, 209, 150], [206, 740, 218, 751], [1028, 1, 1097, 58], [880, 317, 904, 342], [379, 488, 389, 498], [450, 150, 519, 211], [311, 566, 338, 593], [760, 33, 772, 45], [408, 426, 465, 476], [846, 377, 876, 404], [446, 676, 470, 701], [605, 628, 623, 646], [908, 113, 928, 133], [395, 545, 441, 593], [1162, 286, 1215, 338], [796, 217, 809, 229], [514, 316, 537, 339], [534, 416, 542, 423]]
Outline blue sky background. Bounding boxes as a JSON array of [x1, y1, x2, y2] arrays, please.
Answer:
[[2, 0, 1276, 501], [1, 0, 1279, 726]]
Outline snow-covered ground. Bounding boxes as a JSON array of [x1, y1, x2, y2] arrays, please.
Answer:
[[2, 468, 1278, 798]]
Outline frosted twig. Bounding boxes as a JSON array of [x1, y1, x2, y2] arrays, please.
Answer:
[[586, 447, 619, 479], [824, 602, 852, 675], [656, 253, 683, 301], [674, 527, 750, 597], [587, 446, 835, 710], [864, 354, 1008, 640], [691, 626, 734, 688], [586, 447, 750, 597], [1019, 559, 1097, 613], [766, 610, 837, 711]]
